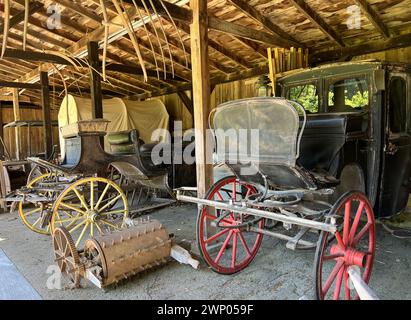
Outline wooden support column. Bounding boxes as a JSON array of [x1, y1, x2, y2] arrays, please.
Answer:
[[190, 0, 213, 198], [177, 91, 194, 116], [0, 101, 4, 158], [88, 41, 104, 147], [88, 41, 103, 119], [12, 89, 21, 160], [40, 72, 53, 160]]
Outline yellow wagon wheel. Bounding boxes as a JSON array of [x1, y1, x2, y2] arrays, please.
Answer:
[[18, 173, 53, 235], [51, 177, 129, 248]]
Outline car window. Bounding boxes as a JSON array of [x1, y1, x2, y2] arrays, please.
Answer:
[[288, 84, 319, 114], [328, 77, 369, 113], [389, 77, 407, 134]]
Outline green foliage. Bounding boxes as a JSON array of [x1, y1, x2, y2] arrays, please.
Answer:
[[346, 90, 369, 108], [329, 80, 369, 110], [289, 84, 318, 113]]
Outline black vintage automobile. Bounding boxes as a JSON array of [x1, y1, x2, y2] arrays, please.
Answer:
[[176, 60, 411, 300], [278, 60, 411, 218]]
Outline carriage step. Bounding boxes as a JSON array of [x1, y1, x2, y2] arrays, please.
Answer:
[[1, 194, 51, 203]]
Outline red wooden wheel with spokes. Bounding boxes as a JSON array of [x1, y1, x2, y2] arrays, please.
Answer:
[[196, 176, 264, 274], [314, 191, 376, 300]]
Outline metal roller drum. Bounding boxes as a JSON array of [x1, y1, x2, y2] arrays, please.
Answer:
[[53, 219, 171, 288], [84, 219, 171, 287]]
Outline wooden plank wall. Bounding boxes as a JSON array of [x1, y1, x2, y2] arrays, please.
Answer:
[[159, 78, 259, 131], [0, 107, 59, 159]]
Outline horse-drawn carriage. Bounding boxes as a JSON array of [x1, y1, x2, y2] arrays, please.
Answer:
[[177, 61, 411, 300], [5, 119, 195, 247]]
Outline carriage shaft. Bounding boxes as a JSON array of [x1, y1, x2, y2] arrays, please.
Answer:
[[249, 227, 316, 247], [177, 194, 337, 233]]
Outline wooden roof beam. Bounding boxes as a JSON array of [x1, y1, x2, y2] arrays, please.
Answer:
[[0, 95, 32, 103], [0, 3, 74, 48], [227, 0, 302, 47], [208, 17, 299, 48], [173, 19, 253, 68], [130, 64, 269, 99], [288, 0, 345, 47], [13, 0, 89, 35], [353, 0, 390, 39], [0, 6, 141, 95], [0, 81, 40, 90], [111, 39, 192, 81], [52, 0, 103, 24], [125, 0, 299, 49], [0, 1, 43, 33], [312, 32, 411, 63]]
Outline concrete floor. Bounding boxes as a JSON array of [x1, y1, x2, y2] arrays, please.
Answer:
[[0, 203, 410, 300]]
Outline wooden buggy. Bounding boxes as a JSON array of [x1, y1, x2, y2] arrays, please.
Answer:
[[5, 119, 195, 248], [177, 97, 376, 300]]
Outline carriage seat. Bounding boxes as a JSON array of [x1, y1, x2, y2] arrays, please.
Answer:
[[107, 130, 170, 173], [139, 140, 194, 159], [297, 112, 367, 173], [231, 112, 367, 190]]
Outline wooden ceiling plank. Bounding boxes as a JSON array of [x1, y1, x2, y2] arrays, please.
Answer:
[[52, 0, 103, 24], [0, 5, 141, 95], [173, 19, 253, 68], [0, 1, 43, 33], [288, 0, 345, 47], [353, 0, 390, 39], [227, 0, 301, 47]]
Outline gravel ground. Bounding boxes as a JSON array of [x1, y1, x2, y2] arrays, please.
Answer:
[[0, 203, 410, 300]]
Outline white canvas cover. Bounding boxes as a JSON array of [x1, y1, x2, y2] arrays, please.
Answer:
[[58, 95, 169, 158]]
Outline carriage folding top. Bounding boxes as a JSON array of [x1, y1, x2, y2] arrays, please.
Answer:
[[212, 97, 305, 166], [212, 97, 338, 191]]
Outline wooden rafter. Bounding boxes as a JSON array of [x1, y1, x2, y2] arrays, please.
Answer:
[[312, 32, 411, 63], [0, 1, 43, 33], [126, 0, 299, 48], [227, 0, 301, 47], [288, 0, 345, 47], [52, 0, 103, 24], [0, 6, 142, 95], [131, 64, 269, 99], [173, 19, 253, 68], [209, 17, 297, 48], [353, 0, 390, 39]]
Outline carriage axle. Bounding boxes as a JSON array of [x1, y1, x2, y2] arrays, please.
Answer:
[[176, 191, 337, 234]]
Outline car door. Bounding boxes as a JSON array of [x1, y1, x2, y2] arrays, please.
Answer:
[[379, 74, 411, 217]]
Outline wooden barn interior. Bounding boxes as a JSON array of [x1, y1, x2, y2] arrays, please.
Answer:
[[1, 0, 410, 197], [1, 0, 411, 301]]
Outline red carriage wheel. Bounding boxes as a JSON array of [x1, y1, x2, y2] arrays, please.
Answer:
[[314, 191, 376, 300], [196, 176, 264, 274]]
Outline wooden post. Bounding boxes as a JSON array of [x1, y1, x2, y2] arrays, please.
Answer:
[[88, 41, 104, 148], [40, 71, 53, 160], [190, 0, 213, 198], [0, 101, 4, 158], [12, 89, 21, 160], [88, 41, 103, 119]]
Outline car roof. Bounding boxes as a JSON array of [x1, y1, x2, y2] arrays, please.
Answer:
[[278, 60, 411, 84]]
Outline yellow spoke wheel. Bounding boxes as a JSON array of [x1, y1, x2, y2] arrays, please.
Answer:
[[51, 177, 129, 248], [18, 173, 54, 235]]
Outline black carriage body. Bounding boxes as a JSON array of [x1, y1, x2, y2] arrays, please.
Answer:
[[278, 60, 411, 217], [52, 125, 196, 190]]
